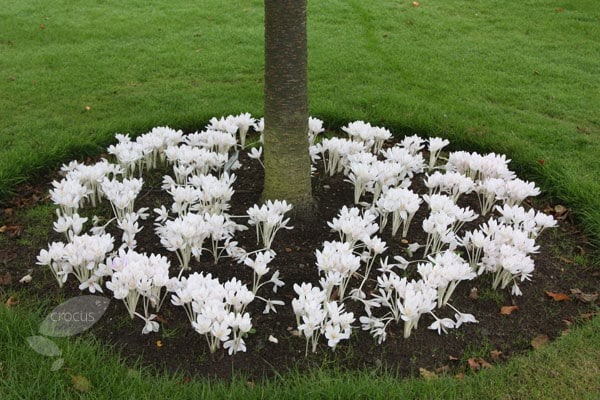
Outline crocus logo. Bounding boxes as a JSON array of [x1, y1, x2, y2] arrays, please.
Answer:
[[26, 295, 110, 371]]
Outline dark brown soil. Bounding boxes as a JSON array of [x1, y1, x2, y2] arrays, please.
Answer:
[[1, 150, 599, 381]]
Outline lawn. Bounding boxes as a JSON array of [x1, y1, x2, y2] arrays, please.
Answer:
[[0, 0, 599, 398]]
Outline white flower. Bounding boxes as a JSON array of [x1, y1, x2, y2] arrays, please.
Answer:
[[454, 312, 478, 328], [263, 299, 285, 314], [141, 314, 160, 335], [428, 318, 455, 335], [248, 146, 263, 160], [270, 271, 285, 293]]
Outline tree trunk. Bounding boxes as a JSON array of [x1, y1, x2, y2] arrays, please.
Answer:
[[263, 0, 315, 220]]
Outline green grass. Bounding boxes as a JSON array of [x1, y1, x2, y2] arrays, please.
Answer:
[[1, 303, 599, 399], [1, 0, 599, 398], [1, 0, 599, 241]]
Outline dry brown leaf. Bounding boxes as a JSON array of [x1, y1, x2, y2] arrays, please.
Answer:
[[490, 350, 503, 361], [4, 296, 18, 308], [476, 357, 493, 369], [558, 256, 574, 265], [419, 367, 437, 380], [531, 334, 549, 349], [4, 225, 22, 238], [570, 288, 598, 303], [467, 358, 480, 371], [469, 287, 479, 300], [545, 291, 571, 301], [554, 204, 567, 215], [500, 305, 519, 315]]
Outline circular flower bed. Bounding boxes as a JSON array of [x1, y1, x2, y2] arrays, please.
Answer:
[[37, 113, 567, 368]]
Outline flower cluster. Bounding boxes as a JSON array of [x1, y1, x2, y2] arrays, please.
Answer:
[[292, 283, 354, 353], [38, 112, 558, 357], [171, 273, 254, 354], [105, 249, 173, 333], [38, 113, 292, 356], [246, 200, 293, 249], [37, 233, 114, 292], [291, 121, 556, 351]]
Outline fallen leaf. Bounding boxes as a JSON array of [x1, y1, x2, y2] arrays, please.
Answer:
[[476, 357, 492, 369], [537, 159, 545, 165], [419, 367, 437, 380], [553, 205, 569, 220], [531, 334, 549, 349], [4, 225, 22, 238], [0, 271, 11, 285], [558, 256, 573, 265], [570, 288, 598, 303], [71, 375, 92, 392], [469, 287, 479, 300], [500, 305, 519, 315], [4, 208, 13, 217], [545, 291, 570, 301], [155, 314, 168, 324], [467, 358, 480, 371], [490, 350, 503, 361], [575, 246, 586, 256], [5, 296, 18, 308], [0, 226, 6, 233], [412, 1, 420, 7]]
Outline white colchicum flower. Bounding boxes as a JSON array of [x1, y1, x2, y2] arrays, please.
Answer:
[[40, 114, 558, 357]]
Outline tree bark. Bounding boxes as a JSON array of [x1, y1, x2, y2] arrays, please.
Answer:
[[263, 0, 315, 220]]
